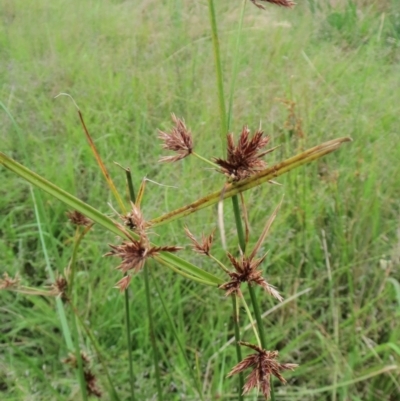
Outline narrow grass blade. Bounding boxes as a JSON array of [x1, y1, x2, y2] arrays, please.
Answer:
[[0, 153, 222, 285]]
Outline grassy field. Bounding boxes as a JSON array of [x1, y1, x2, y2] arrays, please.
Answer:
[[1, 0, 400, 400]]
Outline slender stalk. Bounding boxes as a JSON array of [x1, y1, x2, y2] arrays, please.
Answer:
[[231, 195, 246, 252], [150, 269, 205, 401], [70, 311, 89, 401], [207, 0, 228, 154], [72, 304, 121, 401], [124, 291, 136, 401], [227, 0, 247, 131], [231, 296, 244, 401], [125, 169, 137, 401], [192, 151, 220, 168], [144, 264, 164, 401], [248, 284, 275, 400]]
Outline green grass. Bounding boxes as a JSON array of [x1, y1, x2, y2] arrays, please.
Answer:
[[1, 0, 400, 399]]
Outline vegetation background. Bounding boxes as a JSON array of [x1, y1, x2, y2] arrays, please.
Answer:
[[1, 0, 400, 399]]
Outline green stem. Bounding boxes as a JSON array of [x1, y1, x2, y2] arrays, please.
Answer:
[[150, 269, 205, 401], [227, 0, 247, 131], [207, 0, 228, 154], [231, 195, 246, 252], [248, 284, 275, 401], [124, 290, 136, 401], [72, 304, 121, 401], [231, 296, 244, 401], [70, 310, 88, 401], [192, 151, 220, 169], [144, 264, 164, 401], [125, 168, 137, 401]]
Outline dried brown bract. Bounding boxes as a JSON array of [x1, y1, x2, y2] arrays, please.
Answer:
[[214, 127, 275, 181], [0, 272, 20, 290], [228, 342, 298, 399], [251, 0, 296, 9], [66, 210, 92, 227], [219, 253, 282, 301], [158, 114, 194, 162], [184, 227, 214, 256], [114, 275, 132, 292]]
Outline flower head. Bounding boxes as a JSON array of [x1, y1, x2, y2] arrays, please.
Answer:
[[158, 114, 194, 162], [228, 342, 298, 399], [66, 210, 92, 227], [184, 226, 214, 256], [219, 253, 282, 301], [219, 202, 283, 300], [106, 238, 182, 274], [251, 0, 296, 9], [0, 273, 20, 290], [214, 126, 275, 181]]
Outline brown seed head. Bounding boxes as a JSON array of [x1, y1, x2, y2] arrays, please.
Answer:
[[0, 273, 20, 290], [184, 226, 214, 256], [228, 342, 298, 399], [66, 210, 92, 227], [219, 253, 282, 301], [158, 114, 194, 162], [214, 127, 274, 181], [251, 0, 296, 9], [49, 275, 69, 301]]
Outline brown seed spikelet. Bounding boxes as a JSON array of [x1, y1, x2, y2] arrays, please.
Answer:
[[158, 114, 194, 162], [106, 239, 182, 274], [228, 342, 298, 399], [184, 226, 214, 256], [0, 273, 20, 290], [49, 275, 69, 301], [219, 253, 283, 301], [251, 0, 296, 9], [66, 210, 92, 227], [214, 126, 275, 181]]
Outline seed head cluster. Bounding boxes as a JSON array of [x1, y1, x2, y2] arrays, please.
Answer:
[[106, 204, 182, 291], [228, 342, 298, 399], [219, 253, 283, 301], [214, 127, 275, 181], [158, 114, 194, 162]]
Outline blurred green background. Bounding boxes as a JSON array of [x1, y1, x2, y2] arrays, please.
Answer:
[[1, 0, 400, 399]]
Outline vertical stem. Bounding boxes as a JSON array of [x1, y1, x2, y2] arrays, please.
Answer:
[[227, 0, 247, 131], [207, 0, 228, 154], [144, 264, 164, 401], [231, 296, 244, 401], [124, 291, 136, 401], [231, 195, 246, 252], [124, 168, 136, 401]]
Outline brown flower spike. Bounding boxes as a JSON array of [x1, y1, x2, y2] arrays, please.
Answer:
[[219, 202, 283, 301], [219, 253, 283, 301], [106, 239, 182, 274], [214, 126, 276, 181], [184, 227, 214, 256], [66, 210, 92, 227], [0, 273, 20, 290], [251, 0, 296, 9], [228, 342, 298, 399], [158, 114, 194, 162]]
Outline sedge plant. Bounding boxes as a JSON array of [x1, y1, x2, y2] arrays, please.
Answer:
[[0, 1, 353, 400]]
